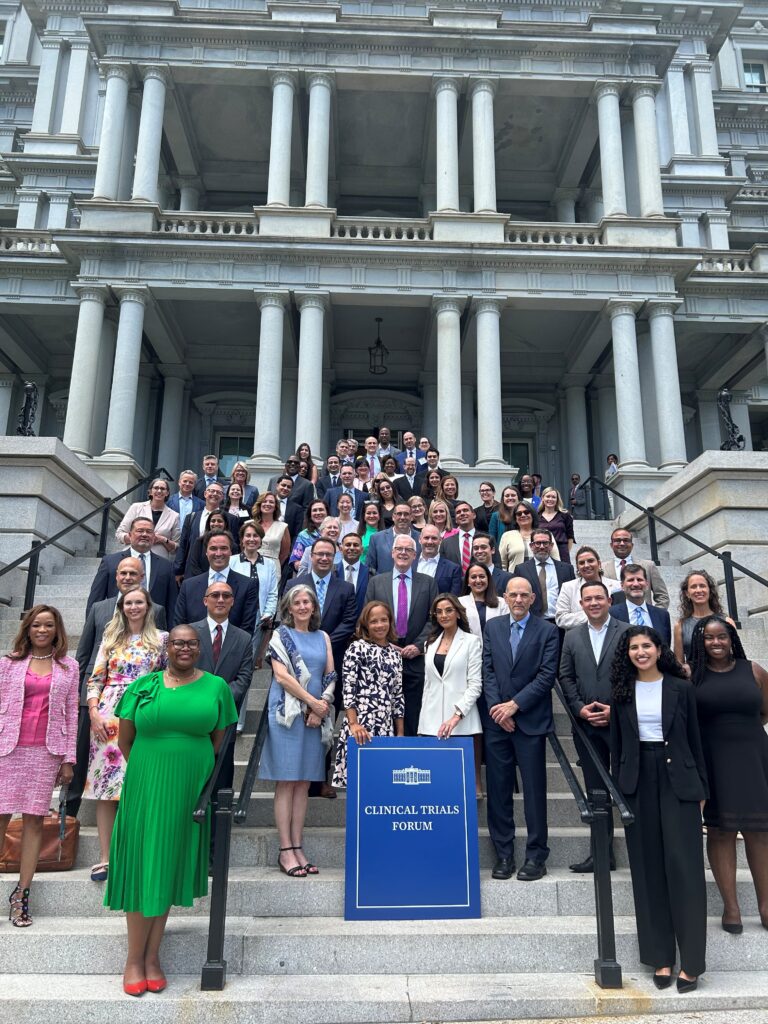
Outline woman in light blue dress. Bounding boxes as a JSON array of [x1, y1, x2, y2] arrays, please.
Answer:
[[258, 585, 336, 877]]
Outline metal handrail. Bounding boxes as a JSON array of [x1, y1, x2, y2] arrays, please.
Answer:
[[0, 466, 174, 612], [234, 698, 269, 824], [580, 475, 768, 628]]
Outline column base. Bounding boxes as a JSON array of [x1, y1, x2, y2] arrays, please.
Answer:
[[247, 455, 285, 492], [255, 205, 334, 238], [85, 454, 147, 502], [78, 200, 161, 232], [429, 211, 508, 244], [612, 466, 676, 519], [600, 216, 679, 247]]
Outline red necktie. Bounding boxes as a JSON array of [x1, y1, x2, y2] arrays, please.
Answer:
[[369, 457, 375, 473], [212, 624, 223, 667], [462, 532, 471, 572]]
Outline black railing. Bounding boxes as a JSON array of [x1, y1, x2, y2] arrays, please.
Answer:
[[551, 682, 634, 989], [234, 699, 269, 824], [581, 476, 768, 628], [0, 467, 173, 612]]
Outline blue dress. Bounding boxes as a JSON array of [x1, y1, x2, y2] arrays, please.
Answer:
[[258, 628, 328, 781]]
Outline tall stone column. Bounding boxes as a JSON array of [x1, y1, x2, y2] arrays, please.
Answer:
[[131, 66, 168, 204], [434, 297, 464, 464], [90, 317, 116, 456], [131, 369, 153, 470], [305, 72, 333, 208], [563, 376, 591, 479], [594, 82, 627, 217], [554, 188, 578, 222], [63, 286, 108, 456], [0, 374, 16, 434], [30, 37, 62, 135], [470, 78, 497, 213], [94, 64, 131, 200], [420, 376, 437, 442], [15, 191, 41, 229], [433, 77, 460, 213], [47, 192, 72, 229], [294, 293, 326, 455], [688, 60, 720, 157], [60, 41, 91, 138], [608, 300, 648, 468], [474, 297, 506, 466], [267, 71, 297, 207], [279, 373, 298, 461], [461, 383, 476, 465], [253, 292, 287, 462], [631, 84, 665, 218], [156, 367, 187, 476], [647, 302, 687, 470], [177, 177, 202, 211], [102, 289, 148, 458], [665, 60, 693, 157]]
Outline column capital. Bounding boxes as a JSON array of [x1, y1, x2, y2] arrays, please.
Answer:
[[432, 295, 466, 316], [606, 299, 641, 319], [561, 372, 592, 389], [40, 36, 63, 51], [645, 299, 682, 319], [472, 295, 506, 315], [47, 190, 71, 207], [270, 69, 298, 92], [669, 57, 691, 74], [72, 284, 109, 304], [68, 37, 93, 52], [469, 76, 498, 97], [432, 75, 462, 97], [114, 286, 149, 307], [592, 79, 623, 103], [306, 70, 335, 92], [256, 290, 289, 310], [688, 59, 714, 76], [676, 209, 700, 224], [630, 80, 661, 101], [100, 61, 133, 84], [139, 64, 170, 87], [296, 290, 329, 312], [701, 209, 731, 225]]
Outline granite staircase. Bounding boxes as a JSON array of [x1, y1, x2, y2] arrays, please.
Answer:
[[1, 519, 767, 1022]]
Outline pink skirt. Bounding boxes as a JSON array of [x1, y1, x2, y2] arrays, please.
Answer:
[[0, 745, 61, 815]]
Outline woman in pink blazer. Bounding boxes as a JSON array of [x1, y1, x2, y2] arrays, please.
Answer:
[[0, 605, 79, 926], [115, 478, 180, 560]]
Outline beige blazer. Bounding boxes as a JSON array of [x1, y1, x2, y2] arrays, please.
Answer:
[[499, 531, 561, 572], [418, 628, 483, 736], [458, 594, 509, 639], [554, 575, 623, 630], [115, 501, 181, 560]]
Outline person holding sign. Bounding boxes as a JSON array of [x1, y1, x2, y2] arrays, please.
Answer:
[[332, 602, 405, 789]]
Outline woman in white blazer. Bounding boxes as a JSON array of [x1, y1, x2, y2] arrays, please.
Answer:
[[458, 563, 510, 639], [418, 594, 484, 797], [115, 479, 180, 560]]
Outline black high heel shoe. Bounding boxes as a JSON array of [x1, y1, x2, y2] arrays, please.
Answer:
[[676, 974, 698, 993], [8, 885, 31, 928], [653, 970, 673, 989]]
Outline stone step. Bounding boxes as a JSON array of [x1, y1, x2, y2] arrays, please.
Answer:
[[0, 914, 763, 977], [16, 866, 761, 921], [4, 971, 768, 1024]]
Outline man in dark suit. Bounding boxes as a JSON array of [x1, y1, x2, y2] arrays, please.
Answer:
[[482, 577, 559, 881], [267, 455, 314, 509], [609, 564, 672, 646], [338, 533, 369, 619], [316, 455, 342, 501], [366, 535, 438, 735], [87, 518, 177, 622], [326, 465, 365, 518], [366, 504, 422, 575], [273, 476, 306, 541], [175, 531, 258, 633], [415, 525, 461, 595], [414, 448, 447, 491], [173, 480, 228, 581], [193, 454, 228, 498], [560, 581, 629, 872], [395, 431, 420, 472], [440, 501, 478, 574], [394, 455, 421, 501], [471, 533, 510, 593], [513, 528, 575, 619], [167, 470, 205, 531]]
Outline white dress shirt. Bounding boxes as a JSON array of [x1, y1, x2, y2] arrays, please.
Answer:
[[208, 566, 231, 585], [342, 560, 360, 588], [130, 548, 151, 589], [417, 556, 439, 578], [636, 679, 664, 740], [626, 600, 651, 627], [535, 556, 560, 619], [206, 616, 229, 644], [392, 567, 413, 618], [587, 618, 610, 661]]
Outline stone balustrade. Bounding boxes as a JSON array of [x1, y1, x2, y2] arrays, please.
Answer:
[[157, 214, 259, 236], [0, 230, 60, 254], [696, 251, 755, 272], [736, 186, 768, 200], [505, 222, 604, 246], [330, 218, 434, 241]]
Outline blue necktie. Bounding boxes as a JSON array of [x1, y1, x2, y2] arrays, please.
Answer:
[[510, 621, 522, 662], [634, 606, 644, 626], [316, 577, 327, 613], [213, 571, 225, 582]]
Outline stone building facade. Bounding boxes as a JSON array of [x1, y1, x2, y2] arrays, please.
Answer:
[[0, 0, 766, 497]]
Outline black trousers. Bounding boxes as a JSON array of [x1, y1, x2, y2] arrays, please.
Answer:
[[624, 744, 707, 976], [64, 707, 91, 818], [484, 725, 548, 864], [401, 654, 425, 737], [573, 725, 614, 844]]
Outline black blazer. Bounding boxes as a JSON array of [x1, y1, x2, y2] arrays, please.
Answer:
[[174, 571, 259, 635], [326, 486, 365, 519], [279, 500, 306, 542], [365, 571, 438, 650], [609, 602, 672, 648], [87, 549, 177, 622], [267, 474, 314, 509], [474, 503, 498, 532], [188, 619, 254, 709], [316, 473, 341, 500], [193, 474, 228, 499], [173, 508, 241, 576], [559, 616, 629, 715], [514, 557, 575, 617], [439, 530, 475, 568], [481, 613, 559, 735], [610, 674, 708, 802], [394, 475, 420, 501]]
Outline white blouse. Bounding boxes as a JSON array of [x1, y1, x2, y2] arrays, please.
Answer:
[[635, 679, 663, 741]]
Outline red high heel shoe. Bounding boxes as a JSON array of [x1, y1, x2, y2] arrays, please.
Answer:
[[123, 979, 147, 997], [146, 978, 167, 993]]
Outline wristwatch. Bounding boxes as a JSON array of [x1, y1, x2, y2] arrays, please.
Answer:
[[453, 706, 464, 719]]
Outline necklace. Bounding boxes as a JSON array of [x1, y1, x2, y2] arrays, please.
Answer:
[[30, 652, 53, 660], [165, 670, 196, 687]]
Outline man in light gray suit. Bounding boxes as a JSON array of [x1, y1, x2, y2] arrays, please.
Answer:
[[366, 535, 438, 735], [67, 557, 167, 817], [559, 580, 629, 873], [602, 527, 669, 609]]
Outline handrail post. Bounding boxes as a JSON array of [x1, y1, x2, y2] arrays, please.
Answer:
[[22, 541, 42, 612], [201, 787, 234, 991], [589, 789, 622, 989], [96, 500, 112, 559], [721, 550, 741, 628], [646, 507, 659, 565]]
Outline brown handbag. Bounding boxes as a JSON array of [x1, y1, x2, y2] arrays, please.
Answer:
[[0, 809, 80, 873]]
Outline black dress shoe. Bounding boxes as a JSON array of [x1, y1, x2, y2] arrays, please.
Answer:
[[676, 975, 698, 993], [517, 860, 547, 881], [653, 972, 673, 989], [568, 854, 616, 873], [491, 857, 515, 880]]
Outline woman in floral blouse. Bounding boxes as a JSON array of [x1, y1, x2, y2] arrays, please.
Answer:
[[333, 602, 404, 789], [84, 588, 167, 883]]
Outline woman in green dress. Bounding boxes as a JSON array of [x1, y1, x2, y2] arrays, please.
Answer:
[[105, 624, 237, 997]]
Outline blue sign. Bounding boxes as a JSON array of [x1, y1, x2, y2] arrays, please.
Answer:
[[344, 736, 481, 920]]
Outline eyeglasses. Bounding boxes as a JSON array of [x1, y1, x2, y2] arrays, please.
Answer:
[[530, 540, 551, 548], [170, 639, 200, 650], [207, 591, 234, 601], [515, 510, 532, 518]]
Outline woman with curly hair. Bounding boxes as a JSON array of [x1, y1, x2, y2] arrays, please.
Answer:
[[672, 568, 735, 668], [610, 625, 708, 993], [689, 615, 768, 933]]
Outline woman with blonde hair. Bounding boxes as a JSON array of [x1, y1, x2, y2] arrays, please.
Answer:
[[115, 480, 180, 560], [427, 498, 457, 539], [84, 588, 168, 883], [537, 486, 575, 562], [227, 461, 259, 509]]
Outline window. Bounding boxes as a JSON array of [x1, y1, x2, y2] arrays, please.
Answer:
[[216, 434, 253, 478], [502, 440, 532, 478], [744, 62, 767, 93]]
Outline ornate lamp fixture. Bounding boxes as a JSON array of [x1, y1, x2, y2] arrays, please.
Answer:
[[368, 317, 389, 375]]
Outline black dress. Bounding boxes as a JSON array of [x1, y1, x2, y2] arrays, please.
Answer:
[[695, 660, 768, 832]]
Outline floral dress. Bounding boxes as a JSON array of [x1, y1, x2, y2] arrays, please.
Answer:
[[332, 639, 404, 788], [84, 634, 168, 800]]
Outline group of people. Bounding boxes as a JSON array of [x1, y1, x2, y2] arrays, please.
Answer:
[[0, 432, 765, 1000]]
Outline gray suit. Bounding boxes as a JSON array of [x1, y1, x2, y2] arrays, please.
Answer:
[[365, 569, 438, 735], [366, 527, 422, 575], [602, 556, 670, 609], [188, 618, 254, 709]]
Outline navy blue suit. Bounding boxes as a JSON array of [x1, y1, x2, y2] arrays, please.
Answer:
[[87, 549, 177, 622], [167, 493, 205, 518], [609, 602, 672, 647], [325, 486, 365, 519], [415, 557, 461, 596], [336, 561, 370, 620], [482, 613, 559, 864], [174, 570, 258, 635]]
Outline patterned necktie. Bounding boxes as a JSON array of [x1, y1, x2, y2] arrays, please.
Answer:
[[538, 564, 548, 616], [634, 606, 644, 626], [620, 559, 627, 570], [396, 573, 408, 638], [346, 564, 355, 585], [510, 621, 522, 662], [462, 532, 471, 572], [369, 457, 375, 474], [213, 571, 225, 582], [316, 576, 327, 613], [212, 624, 223, 666]]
